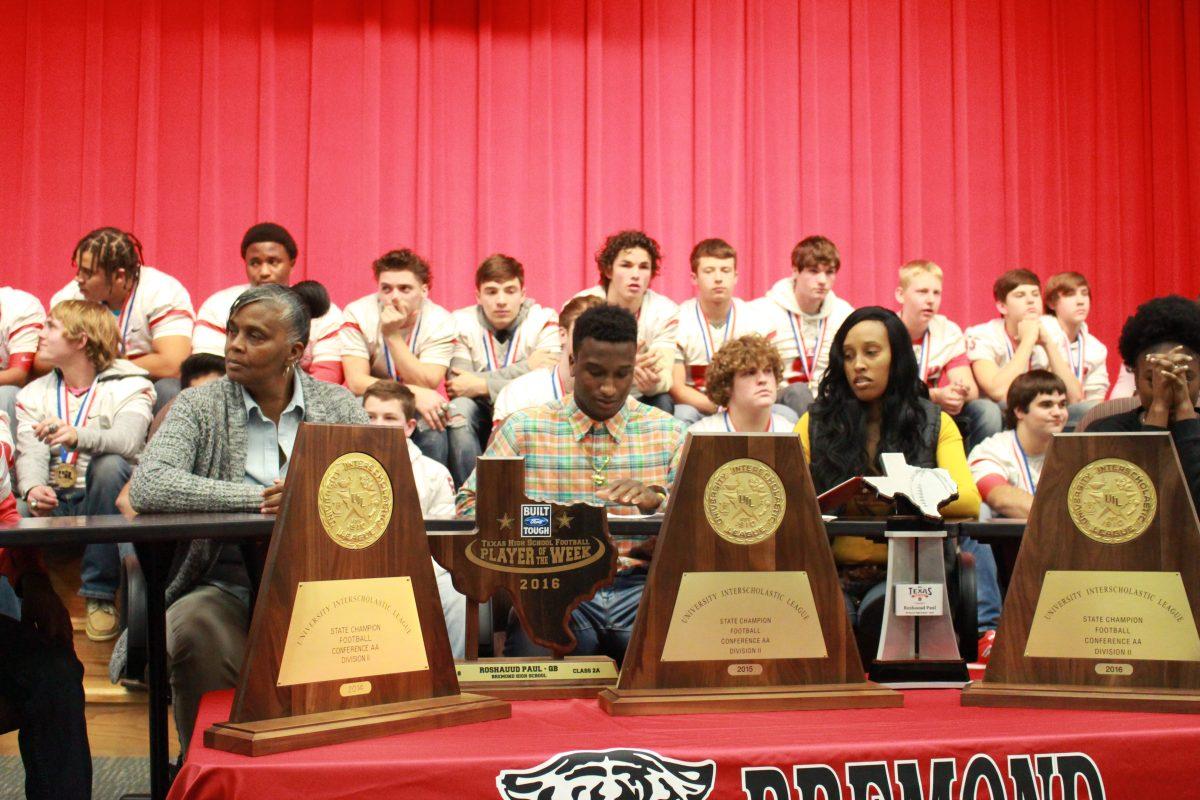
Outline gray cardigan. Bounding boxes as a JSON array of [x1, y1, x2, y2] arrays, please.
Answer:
[[111, 372, 368, 680]]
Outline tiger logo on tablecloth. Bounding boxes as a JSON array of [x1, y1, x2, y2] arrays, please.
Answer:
[[496, 747, 716, 800]]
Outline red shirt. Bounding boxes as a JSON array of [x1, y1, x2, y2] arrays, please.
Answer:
[[0, 493, 40, 585]]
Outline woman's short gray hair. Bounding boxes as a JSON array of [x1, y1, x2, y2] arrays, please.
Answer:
[[228, 284, 311, 348]]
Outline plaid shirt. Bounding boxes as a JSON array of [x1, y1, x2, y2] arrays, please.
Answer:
[[455, 394, 686, 571]]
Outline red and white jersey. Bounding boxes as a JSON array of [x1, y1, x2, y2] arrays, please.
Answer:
[[968, 429, 1044, 504], [753, 279, 853, 386], [674, 298, 762, 390], [51, 267, 193, 358], [450, 302, 560, 372], [1042, 316, 1110, 401], [193, 284, 343, 371], [15, 360, 155, 491], [573, 286, 679, 353], [689, 410, 794, 433], [491, 367, 568, 426], [911, 315, 970, 388], [340, 295, 456, 379], [965, 318, 1050, 371], [0, 287, 45, 372]]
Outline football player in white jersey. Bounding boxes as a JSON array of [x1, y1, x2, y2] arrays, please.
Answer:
[[1042, 271, 1110, 426], [572, 230, 678, 411], [340, 248, 457, 466], [753, 235, 854, 417], [895, 260, 999, 450], [193, 222, 344, 385], [444, 255, 560, 484], [0, 286, 45, 445]]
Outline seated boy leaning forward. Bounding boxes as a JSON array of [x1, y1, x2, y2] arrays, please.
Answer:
[[969, 370, 1068, 521], [755, 235, 853, 418], [966, 269, 1088, 431], [689, 334, 795, 432], [363, 379, 466, 657], [444, 254, 561, 487], [455, 305, 686, 662]]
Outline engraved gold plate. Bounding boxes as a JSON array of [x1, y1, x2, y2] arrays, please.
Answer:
[[454, 660, 618, 683], [1068, 458, 1157, 545], [277, 577, 427, 687], [317, 452, 393, 550], [660, 571, 827, 662], [703, 458, 786, 545], [1024, 570, 1200, 661]]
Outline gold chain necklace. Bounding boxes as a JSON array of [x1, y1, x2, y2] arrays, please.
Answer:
[[589, 427, 611, 488]]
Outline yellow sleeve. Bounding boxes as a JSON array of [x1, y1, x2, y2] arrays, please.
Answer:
[[795, 414, 811, 459], [936, 411, 982, 518]]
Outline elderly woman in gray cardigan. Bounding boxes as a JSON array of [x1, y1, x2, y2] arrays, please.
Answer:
[[120, 284, 367, 754]]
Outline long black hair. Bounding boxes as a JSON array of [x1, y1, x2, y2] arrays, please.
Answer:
[[808, 306, 929, 492]]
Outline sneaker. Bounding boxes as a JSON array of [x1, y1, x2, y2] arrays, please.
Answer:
[[86, 599, 120, 642], [977, 629, 996, 664]]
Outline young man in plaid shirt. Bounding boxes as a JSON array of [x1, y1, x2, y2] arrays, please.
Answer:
[[456, 304, 686, 661]]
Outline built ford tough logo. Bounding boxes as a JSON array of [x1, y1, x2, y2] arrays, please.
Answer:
[[521, 504, 552, 538]]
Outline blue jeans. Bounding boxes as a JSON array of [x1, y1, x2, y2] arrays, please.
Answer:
[[1066, 400, 1097, 432], [673, 404, 705, 426], [778, 382, 815, 418], [0, 577, 20, 620], [504, 571, 646, 665], [955, 398, 1003, 453], [639, 393, 674, 414], [153, 377, 181, 416], [447, 396, 493, 488], [51, 453, 133, 602], [960, 535, 1001, 632]]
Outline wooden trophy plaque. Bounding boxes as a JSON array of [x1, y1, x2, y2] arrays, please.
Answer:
[[205, 423, 509, 756], [963, 432, 1200, 713], [427, 457, 619, 699], [599, 432, 901, 716]]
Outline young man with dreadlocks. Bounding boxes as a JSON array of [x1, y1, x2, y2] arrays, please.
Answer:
[[49, 226, 194, 409]]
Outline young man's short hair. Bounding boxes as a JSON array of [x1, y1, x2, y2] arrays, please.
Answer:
[[594, 230, 662, 288], [475, 253, 525, 288], [50, 300, 120, 372], [898, 259, 943, 290], [372, 248, 432, 286], [362, 379, 417, 422], [559, 295, 604, 332], [1043, 271, 1089, 312], [1004, 369, 1067, 429], [240, 222, 298, 261], [992, 269, 1041, 304], [571, 304, 638, 353], [790, 235, 840, 272], [689, 238, 737, 273], [180, 353, 226, 389], [704, 335, 783, 408]]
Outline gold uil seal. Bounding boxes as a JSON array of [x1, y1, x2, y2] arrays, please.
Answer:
[[1068, 458, 1157, 545], [317, 453, 393, 550], [703, 458, 787, 545]]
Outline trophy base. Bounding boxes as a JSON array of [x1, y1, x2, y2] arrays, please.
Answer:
[[962, 682, 1200, 714], [598, 681, 902, 717], [204, 692, 510, 756], [455, 656, 618, 700], [869, 659, 969, 688]]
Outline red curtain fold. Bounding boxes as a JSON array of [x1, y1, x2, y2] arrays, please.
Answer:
[[1, 0, 1197, 371]]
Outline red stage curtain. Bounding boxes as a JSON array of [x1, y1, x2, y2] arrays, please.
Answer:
[[1, 0, 1197, 365]]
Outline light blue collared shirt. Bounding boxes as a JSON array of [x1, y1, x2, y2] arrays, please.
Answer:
[[241, 369, 306, 488]]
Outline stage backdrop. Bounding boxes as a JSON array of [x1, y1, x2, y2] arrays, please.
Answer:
[[1, 0, 1198, 375]]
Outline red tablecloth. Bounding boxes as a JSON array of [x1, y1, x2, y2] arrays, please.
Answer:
[[170, 688, 1199, 799]]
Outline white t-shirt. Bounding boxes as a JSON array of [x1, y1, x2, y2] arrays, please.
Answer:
[[965, 318, 1050, 371], [674, 297, 762, 390], [689, 411, 795, 433], [1042, 316, 1110, 401], [0, 287, 46, 371], [409, 438, 455, 518], [450, 302, 560, 372], [491, 367, 567, 426], [911, 314, 970, 389], [193, 283, 343, 371], [753, 279, 854, 386], [15, 362, 155, 491], [340, 295, 456, 379], [968, 430, 1044, 503], [51, 267, 194, 358]]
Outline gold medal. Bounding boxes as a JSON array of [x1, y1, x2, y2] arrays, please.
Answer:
[[703, 458, 787, 545], [317, 452, 393, 550], [52, 462, 78, 490], [1068, 457, 1157, 545]]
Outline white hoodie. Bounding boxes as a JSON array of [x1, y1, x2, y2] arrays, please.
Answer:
[[753, 278, 853, 386]]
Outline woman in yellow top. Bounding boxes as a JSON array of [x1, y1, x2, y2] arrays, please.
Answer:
[[795, 306, 981, 659]]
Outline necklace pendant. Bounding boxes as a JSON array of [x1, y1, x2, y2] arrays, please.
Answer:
[[592, 471, 607, 488]]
